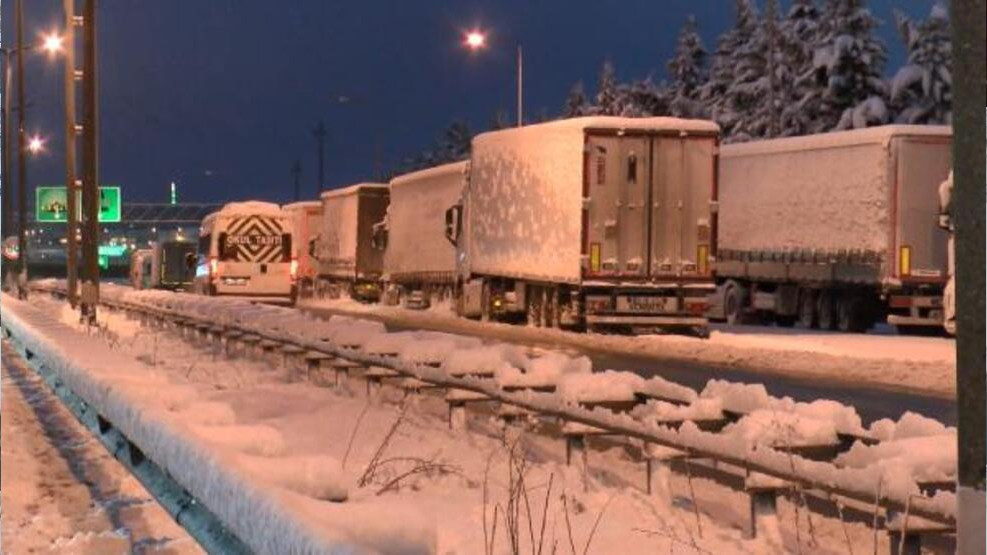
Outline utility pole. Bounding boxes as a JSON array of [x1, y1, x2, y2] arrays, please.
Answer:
[[15, 0, 29, 299], [64, 0, 80, 307], [290, 160, 301, 202], [79, 0, 99, 324], [312, 120, 326, 194], [1, 49, 12, 288], [952, 0, 986, 552]]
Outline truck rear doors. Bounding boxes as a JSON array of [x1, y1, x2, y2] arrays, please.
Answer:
[[893, 137, 951, 282], [584, 132, 715, 281]]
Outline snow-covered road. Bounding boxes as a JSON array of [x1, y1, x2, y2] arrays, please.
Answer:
[[0, 343, 200, 554], [301, 298, 957, 425]]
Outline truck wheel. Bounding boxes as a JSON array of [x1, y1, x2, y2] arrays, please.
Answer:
[[724, 285, 744, 326], [480, 281, 491, 322], [550, 288, 561, 329], [527, 286, 542, 327], [837, 293, 868, 333], [775, 314, 797, 328], [798, 290, 817, 328], [816, 290, 837, 330]]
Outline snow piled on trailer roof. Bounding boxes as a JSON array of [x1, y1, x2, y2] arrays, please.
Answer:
[[282, 201, 322, 212], [319, 182, 388, 200], [218, 201, 284, 216], [474, 115, 718, 145], [722, 124, 951, 158], [390, 160, 467, 188]]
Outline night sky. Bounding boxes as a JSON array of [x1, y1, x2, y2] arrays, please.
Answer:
[[2, 0, 937, 205]]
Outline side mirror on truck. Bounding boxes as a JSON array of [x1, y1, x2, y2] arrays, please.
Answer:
[[444, 204, 462, 246]]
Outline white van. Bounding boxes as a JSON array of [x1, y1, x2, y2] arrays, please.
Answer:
[[194, 201, 297, 304]]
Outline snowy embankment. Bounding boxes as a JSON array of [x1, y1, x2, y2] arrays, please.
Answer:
[[0, 293, 434, 554], [301, 296, 957, 398], [94, 285, 957, 523]]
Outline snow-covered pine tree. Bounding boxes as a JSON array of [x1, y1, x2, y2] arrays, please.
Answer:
[[813, 0, 889, 130], [703, 0, 760, 140], [595, 60, 620, 115], [617, 78, 669, 117], [732, 0, 786, 141], [778, 0, 824, 136], [441, 120, 472, 161], [402, 120, 472, 172], [562, 82, 590, 118], [890, 4, 951, 124], [489, 110, 512, 130], [666, 16, 708, 118]]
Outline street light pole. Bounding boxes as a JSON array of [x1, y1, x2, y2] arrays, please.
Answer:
[[516, 44, 523, 127], [313, 120, 326, 195], [64, 0, 80, 307], [16, 0, 29, 299], [80, 0, 99, 323], [290, 159, 301, 202]]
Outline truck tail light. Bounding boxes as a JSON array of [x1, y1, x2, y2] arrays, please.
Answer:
[[290, 259, 299, 281], [684, 297, 708, 314], [590, 243, 601, 273], [889, 296, 913, 308], [899, 245, 911, 276], [209, 257, 218, 278]]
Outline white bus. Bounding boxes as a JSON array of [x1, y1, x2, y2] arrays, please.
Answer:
[[194, 201, 297, 304]]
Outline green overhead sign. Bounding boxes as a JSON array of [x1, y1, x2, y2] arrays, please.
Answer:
[[36, 186, 121, 223]]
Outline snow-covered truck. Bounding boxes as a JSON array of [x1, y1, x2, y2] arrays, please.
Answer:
[[193, 201, 297, 304], [708, 125, 952, 333], [316, 183, 389, 302], [444, 116, 720, 332], [283, 200, 323, 296], [150, 238, 197, 291], [380, 161, 466, 308]]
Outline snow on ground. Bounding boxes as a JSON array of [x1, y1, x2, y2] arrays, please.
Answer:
[[14, 293, 914, 554], [1, 343, 200, 554], [300, 296, 956, 398]]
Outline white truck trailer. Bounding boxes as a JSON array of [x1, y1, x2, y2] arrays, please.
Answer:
[[380, 161, 466, 308], [316, 183, 389, 302], [283, 201, 323, 296], [193, 201, 297, 304], [444, 116, 720, 333], [708, 125, 952, 332]]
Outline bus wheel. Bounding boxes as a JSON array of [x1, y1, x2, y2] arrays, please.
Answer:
[[816, 290, 837, 331]]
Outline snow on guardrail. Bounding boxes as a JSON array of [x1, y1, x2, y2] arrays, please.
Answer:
[[1, 291, 435, 554], [29, 280, 960, 526]]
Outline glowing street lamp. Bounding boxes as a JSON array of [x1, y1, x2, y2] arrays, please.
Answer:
[[41, 32, 65, 55], [27, 135, 45, 154], [464, 30, 486, 50]]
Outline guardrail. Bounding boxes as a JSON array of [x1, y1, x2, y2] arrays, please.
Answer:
[[3, 289, 432, 554], [29, 281, 958, 550]]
